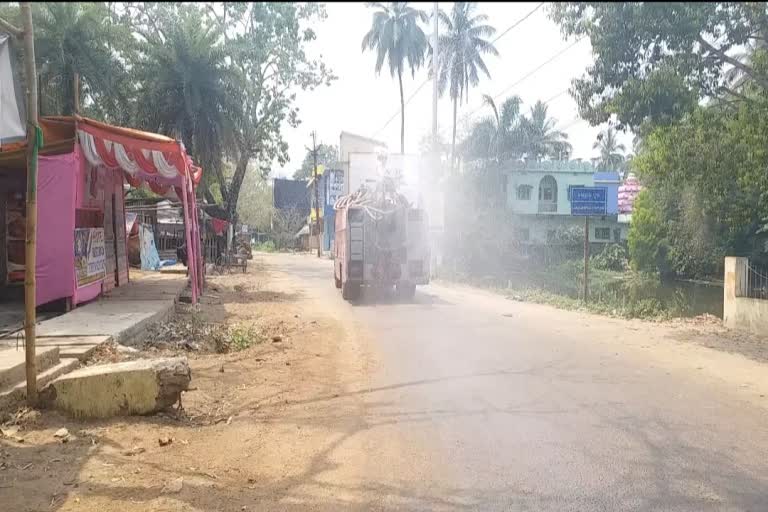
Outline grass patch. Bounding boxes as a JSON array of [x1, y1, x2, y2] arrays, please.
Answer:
[[225, 323, 261, 352]]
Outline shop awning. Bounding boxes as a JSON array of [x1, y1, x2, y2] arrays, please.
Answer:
[[75, 116, 202, 196]]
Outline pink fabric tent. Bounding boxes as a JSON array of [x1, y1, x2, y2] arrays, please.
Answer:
[[75, 116, 204, 303]]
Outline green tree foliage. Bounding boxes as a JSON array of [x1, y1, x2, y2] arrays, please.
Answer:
[[463, 97, 571, 163], [627, 190, 669, 274], [3, 2, 334, 222], [361, 2, 428, 154], [549, 2, 768, 130], [593, 126, 625, 171], [591, 243, 628, 272], [519, 100, 571, 161], [293, 143, 339, 180], [463, 95, 523, 162], [630, 103, 768, 277], [128, 3, 240, 202], [432, 2, 498, 169]]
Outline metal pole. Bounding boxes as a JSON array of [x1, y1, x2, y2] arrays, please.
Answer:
[[432, 1, 439, 145], [583, 216, 589, 302], [20, 2, 39, 405], [312, 131, 321, 258]]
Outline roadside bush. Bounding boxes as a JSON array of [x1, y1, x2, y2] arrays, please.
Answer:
[[591, 243, 629, 271]]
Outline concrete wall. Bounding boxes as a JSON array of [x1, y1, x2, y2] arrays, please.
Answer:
[[723, 256, 768, 335]]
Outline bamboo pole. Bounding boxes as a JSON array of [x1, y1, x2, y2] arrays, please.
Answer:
[[20, 2, 39, 405]]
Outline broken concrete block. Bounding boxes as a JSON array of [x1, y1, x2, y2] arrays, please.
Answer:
[[40, 357, 191, 419]]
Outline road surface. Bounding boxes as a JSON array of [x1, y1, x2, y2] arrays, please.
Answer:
[[262, 252, 768, 512]]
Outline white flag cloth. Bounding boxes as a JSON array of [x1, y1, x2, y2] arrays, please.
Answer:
[[0, 34, 25, 144]]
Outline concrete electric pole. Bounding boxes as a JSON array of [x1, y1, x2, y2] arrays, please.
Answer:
[[311, 131, 321, 258]]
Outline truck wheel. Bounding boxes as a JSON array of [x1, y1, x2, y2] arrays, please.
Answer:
[[342, 281, 360, 301], [396, 282, 416, 300]]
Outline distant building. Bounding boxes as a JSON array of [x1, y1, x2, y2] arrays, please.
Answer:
[[503, 160, 628, 245]]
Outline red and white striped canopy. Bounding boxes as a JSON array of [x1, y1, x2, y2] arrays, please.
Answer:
[[75, 116, 202, 195]]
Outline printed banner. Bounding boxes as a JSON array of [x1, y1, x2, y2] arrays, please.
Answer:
[[74, 228, 106, 288]]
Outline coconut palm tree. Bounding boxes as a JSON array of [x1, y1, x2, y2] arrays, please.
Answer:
[[433, 2, 498, 170], [593, 126, 626, 171], [361, 2, 428, 154], [30, 2, 131, 119], [520, 100, 571, 161], [464, 94, 523, 162]]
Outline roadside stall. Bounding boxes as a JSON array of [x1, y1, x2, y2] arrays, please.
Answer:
[[0, 115, 204, 322]]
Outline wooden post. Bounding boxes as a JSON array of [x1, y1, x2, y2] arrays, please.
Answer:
[[20, 2, 39, 405], [311, 131, 321, 258], [583, 216, 589, 302]]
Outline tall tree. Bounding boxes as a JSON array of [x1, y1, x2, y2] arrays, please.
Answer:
[[128, 3, 240, 203], [433, 2, 498, 170], [210, 3, 335, 221], [361, 2, 428, 154], [593, 126, 626, 171], [294, 143, 338, 180], [520, 100, 570, 161], [4, 2, 132, 120], [549, 2, 768, 131]]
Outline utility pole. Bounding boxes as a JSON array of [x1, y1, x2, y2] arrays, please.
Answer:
[[431, 1, 439, 146], [311, 131, 321, 258], [19, 3, 39, 405], [583, 216, 590, 302]]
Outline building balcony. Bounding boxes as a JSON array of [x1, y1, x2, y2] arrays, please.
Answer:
[[537, 201, 557, 213]]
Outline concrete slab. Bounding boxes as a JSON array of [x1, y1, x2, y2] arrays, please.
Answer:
[[42, 357, 191, 418], [34, 336, 111, 360], [0, 358, 79, 410], [36, 300, 174, 342], [0, 346, 60, 391], [0, 271, 187, 410]]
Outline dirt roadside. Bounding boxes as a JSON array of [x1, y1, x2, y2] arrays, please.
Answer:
[[0, 258, 376, 512]]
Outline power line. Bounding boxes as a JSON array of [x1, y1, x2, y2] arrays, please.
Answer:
[[371, 79, 430, 139], [461, 36, 585, 124], [369, 3, 545, 140], [491, 3, 545, 44]]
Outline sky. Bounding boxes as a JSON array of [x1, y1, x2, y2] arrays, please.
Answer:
[[276, 2, 635, 178]]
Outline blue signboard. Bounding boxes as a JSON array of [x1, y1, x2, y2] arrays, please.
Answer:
[[570, 186, 607, 216]]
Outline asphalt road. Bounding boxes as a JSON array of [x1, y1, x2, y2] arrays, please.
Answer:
[[267, 253, 768, 511]]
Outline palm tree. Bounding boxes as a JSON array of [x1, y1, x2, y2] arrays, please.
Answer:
[[361, 2, 428, 154], [463, 94, 524, 162], [520, 100, 571, 161], [134, 4, 241, 201], [31, 3, 131, 119], [593, 126, 626, 171], [433, 2, 498, 170]]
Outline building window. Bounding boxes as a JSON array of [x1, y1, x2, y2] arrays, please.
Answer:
[[595, 227, 611, 240], [539, 176, 558, 202], [613, 228, 621, 243], [516, 228, 530, 241], [517, 185, 532, 200]]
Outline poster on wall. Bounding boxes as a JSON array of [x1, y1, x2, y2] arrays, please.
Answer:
[[74, 228, 106, 288], [6, 192, 25, 284]]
